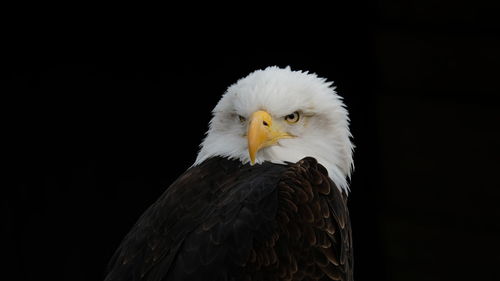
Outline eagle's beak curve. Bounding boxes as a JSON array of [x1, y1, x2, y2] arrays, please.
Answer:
[[247, 110, 292, 165]]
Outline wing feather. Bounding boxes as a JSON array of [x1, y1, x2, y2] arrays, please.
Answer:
[[105, 157, 353, 281]]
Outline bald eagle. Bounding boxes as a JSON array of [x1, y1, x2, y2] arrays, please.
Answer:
[[105, 66, 355, 281]]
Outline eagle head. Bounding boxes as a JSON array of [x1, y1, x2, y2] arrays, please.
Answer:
[[195, 66, 354, 192]]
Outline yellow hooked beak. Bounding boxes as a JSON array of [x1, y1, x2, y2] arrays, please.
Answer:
[[247, 110, 293, 165]]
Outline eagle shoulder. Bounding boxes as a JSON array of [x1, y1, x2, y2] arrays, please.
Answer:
[[269, 157, 353, 281]]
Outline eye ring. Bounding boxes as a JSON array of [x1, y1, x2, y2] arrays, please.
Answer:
[[284, 111, 300, 123]]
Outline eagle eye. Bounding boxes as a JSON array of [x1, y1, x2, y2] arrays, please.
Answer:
[[238, 115, 246, 122], [284, 111, 300, 123]]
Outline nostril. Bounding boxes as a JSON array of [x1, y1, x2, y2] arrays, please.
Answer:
[[262, 121, 269, 126]]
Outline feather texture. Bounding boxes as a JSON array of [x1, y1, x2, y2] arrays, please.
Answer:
[[105, 157, 353, 281]]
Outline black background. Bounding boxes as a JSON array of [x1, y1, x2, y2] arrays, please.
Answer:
[[3, 2, 500, 281]]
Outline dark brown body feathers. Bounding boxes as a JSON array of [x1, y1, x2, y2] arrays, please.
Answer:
[[105, 157, 353, 281]]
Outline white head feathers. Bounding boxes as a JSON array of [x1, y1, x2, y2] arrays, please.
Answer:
[[194, 66, 354, 192]]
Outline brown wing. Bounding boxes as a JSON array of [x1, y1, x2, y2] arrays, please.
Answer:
[[242, 157, 354, 281], [105, 157, 353, 281]]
